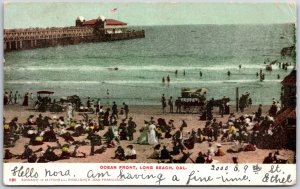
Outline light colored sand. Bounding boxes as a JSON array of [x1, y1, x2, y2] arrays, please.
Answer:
[[3, 104, 295, 164]]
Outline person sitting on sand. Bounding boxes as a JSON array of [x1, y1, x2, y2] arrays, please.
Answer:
[[195, 152, 206, 163], [43, 145, 60, 161], [148, 144, 161, 159], [181, 120, 187, 128], [20, 144, 34, 159], [184, 129, 197, 149], [164, 121, 173, 138], [160, 145, 171, 159], [232, 157, 238, 164], [43, 127, 57, 142], [263, 152, 274, 164], [205, 155, 213, 164], [172, 151, 192, 163], [243, 142, 256, 151], [29, 132, 44, 146], [215, 144, 225, 156], [114, 146, 125, 161], [104, 127, 117, 148], [125, 145, 137, 160], [60, 144, 71, 159], [27, 115, 36, 125], [173, 127, 185, 150], [197, 128, 205, 143], [207, 143, 215, 157], [4, 149, 16, 159]]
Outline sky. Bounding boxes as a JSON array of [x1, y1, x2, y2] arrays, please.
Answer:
[[3, 2, 297, 28]]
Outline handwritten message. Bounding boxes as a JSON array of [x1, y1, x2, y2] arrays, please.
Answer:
[[4, 163, 296, 186]]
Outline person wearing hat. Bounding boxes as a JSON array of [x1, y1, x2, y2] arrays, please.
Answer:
[[118, 119, 128, 140], [127, 117, 137, 141], [125, 145, 137, 159], [60, 144, 71, 159], [215, 143, 225, 156]]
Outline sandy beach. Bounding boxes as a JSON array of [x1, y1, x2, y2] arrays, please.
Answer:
[[3, 103, 295, 164]]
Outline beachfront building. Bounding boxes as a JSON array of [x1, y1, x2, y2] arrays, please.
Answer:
[[280, 69, 296, 108], [76, 16, 127, 34], [275, 69, 296, 150]]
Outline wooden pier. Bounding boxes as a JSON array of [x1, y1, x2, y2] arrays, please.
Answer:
[[4, 26, 145, 52]]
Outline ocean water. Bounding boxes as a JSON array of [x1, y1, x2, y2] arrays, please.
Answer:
[[4, 24, 295, 105]]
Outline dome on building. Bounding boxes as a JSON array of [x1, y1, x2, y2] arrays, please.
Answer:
[[97, 16, 106, 22], [76, 16, 85, 21]]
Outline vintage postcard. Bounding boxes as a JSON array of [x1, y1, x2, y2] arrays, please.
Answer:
[[2, 0, 296, 186]]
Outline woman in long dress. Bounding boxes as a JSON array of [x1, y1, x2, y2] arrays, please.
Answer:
[[22, 93, 29, 106], [137, 121, 149, 145], [148, 123, 158, 145]]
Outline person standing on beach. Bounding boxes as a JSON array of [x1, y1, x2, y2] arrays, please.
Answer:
[[4, 92, 8, 105], [112, 101, 118, 118], [168, 96, 173, 113], [175, 70, 178, 77], [239, 65, 242, 69], [227, 71, 231, 77], [162, 77, 165, 83], [161, 94, 167, 113], [123, 102, 129, 119], [175, 97, 181, 113], [183, 70, 186, 76], [167, 75, 170, 83], [22, 92, 29, 106], [8, 91, 13, 104], [96, 99, 101, 115], [127, 117, 136, 141], [212, 119, 219, 141], [200, 71, 202, 78], [14, 91, 20, 104], [86, 97, 91, 109], [247, 97, 252, 108], [256, 104, 262, 119]]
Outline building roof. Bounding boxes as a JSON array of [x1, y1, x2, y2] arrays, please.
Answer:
[[83, 19, 127, 26], [281, 70, 296, 87]]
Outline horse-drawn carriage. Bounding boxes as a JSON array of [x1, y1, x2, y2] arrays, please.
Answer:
[[179, 88, 207, 113], [35, 91, 77, 112], [59, 95, 82, 111]]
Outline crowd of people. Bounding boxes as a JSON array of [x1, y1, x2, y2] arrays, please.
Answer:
[[3, 93, 291, 164]]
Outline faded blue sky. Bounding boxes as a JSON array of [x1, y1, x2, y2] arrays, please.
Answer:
[[4, 2, 296, 28]]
